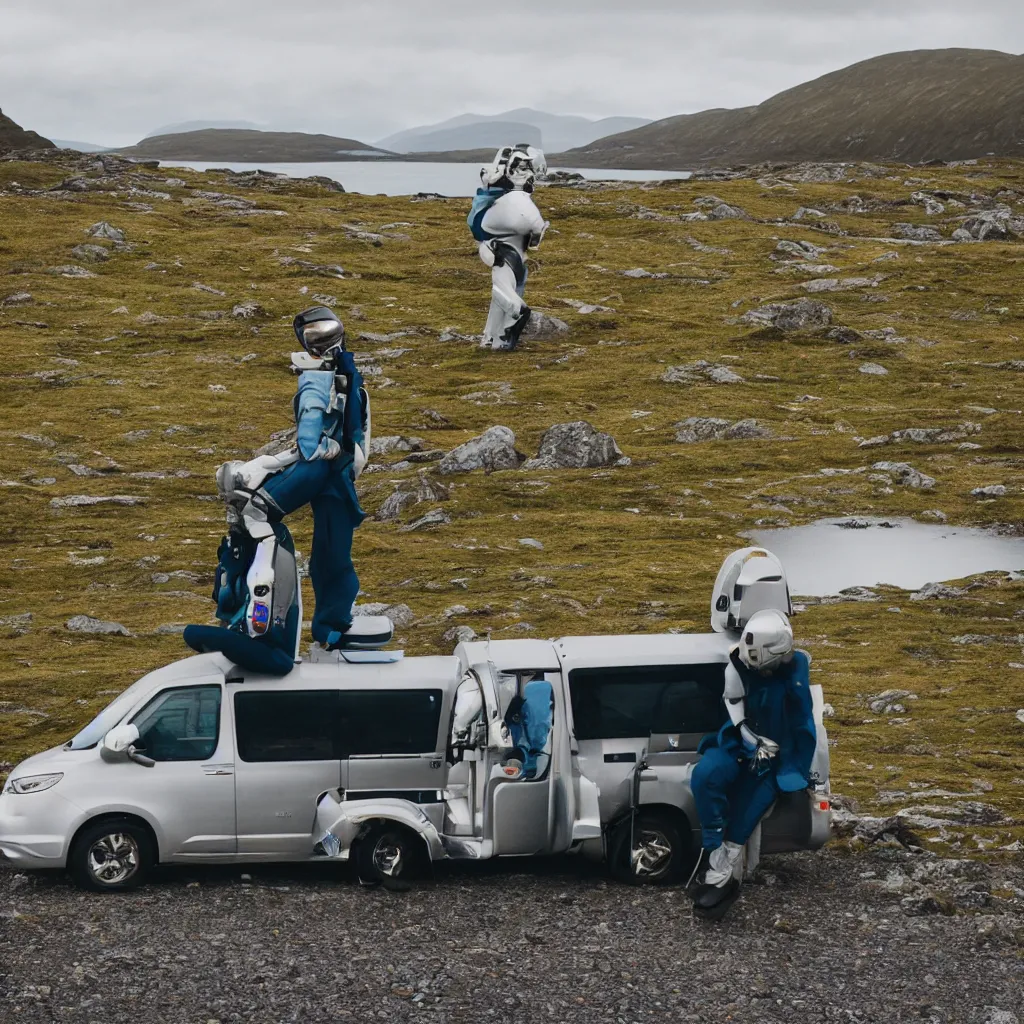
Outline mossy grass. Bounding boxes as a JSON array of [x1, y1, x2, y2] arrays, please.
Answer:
[[1, 157, 1021, 856]]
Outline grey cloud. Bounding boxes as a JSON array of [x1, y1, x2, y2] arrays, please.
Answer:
[[1, 0, 1021, 147]]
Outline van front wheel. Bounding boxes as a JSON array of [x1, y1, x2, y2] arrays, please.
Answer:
[[609, 811, 689, 886], [69, 818, 154, 892]]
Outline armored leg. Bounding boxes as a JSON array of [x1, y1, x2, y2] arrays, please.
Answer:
[[480, 241, 531, 351], [309, 495, 360, 647]]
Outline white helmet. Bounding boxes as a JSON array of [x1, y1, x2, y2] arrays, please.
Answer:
[[480, 144, 546, 192], [738, 609, 794, 672], [711, 547, 792, 634]]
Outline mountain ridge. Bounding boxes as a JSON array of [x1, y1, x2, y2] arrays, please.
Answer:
[[554, 48, 1024, 169], [117, 129, 393, 162]]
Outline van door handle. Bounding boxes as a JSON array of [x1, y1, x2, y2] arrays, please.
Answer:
[[203, 763, 234, 776]]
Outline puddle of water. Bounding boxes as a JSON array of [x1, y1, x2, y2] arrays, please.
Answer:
[[743, 517, 1024, 596]]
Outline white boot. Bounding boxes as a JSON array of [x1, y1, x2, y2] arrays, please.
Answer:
[[704, 840, 744, 887]]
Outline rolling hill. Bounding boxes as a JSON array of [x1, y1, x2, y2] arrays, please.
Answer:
[[555, 49, 1024, 169], [0, 107, 54, 152], [117, 129, 393, 162]]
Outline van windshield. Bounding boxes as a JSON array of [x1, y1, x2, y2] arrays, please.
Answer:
[[68, 678, 152, 749]]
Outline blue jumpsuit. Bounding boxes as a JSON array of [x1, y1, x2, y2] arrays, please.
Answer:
[[255, 353, 367, 648], [691, 649, 816, 851]]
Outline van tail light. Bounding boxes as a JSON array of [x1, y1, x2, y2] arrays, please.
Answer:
[[819, 800, 830, 812]]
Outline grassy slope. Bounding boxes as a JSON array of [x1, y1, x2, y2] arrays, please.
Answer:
[[1, 157, 1022, 856]]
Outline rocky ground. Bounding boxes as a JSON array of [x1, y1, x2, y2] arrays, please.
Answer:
[[1, 150, 1023, 848], [2, 846, 1022, 1024]]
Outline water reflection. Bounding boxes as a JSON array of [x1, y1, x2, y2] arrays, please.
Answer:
[[743, 518, 1024, 596]]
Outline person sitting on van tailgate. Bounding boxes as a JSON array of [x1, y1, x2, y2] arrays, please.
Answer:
[[689, 609, 816, 921], [468, 145, 549, 352]]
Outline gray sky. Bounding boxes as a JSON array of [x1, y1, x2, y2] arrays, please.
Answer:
[[2, 0, 1022, 147]]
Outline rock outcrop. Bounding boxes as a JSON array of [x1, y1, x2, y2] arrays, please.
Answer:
[[523, 421, 625, 470]]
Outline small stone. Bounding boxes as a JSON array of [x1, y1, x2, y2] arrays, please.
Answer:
[[971, 484, 1006, 498], [398, 509, 451, 532], [50, 494, 147, 508], [859, 362, 889, 376], [871, 462, 935, 490], [49, 264, 96, 279], [232, 301, 266, 319], [518, 538, 544, 550], [741, 298, 833, 333], [70, 243, 109, 262], [1, 291, 32, 306], [443, 625, 477, 644], [86, 221, 125, 241]]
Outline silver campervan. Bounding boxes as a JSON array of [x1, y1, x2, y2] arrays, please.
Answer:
[[0, 634, 831, 891]]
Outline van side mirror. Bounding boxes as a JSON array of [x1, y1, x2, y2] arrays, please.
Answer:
[[101, 724, 155, 767]]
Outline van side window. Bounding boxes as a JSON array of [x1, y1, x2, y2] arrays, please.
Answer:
[[340, 690, 442, 755], [131, 686, 221, 761], [568, 665, 726, 741], [235, 691, 339, 762]]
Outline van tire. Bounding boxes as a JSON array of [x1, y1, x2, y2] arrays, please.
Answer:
[[608, 810, 689, 886], [354, 823, 425, 891], [69, 818, 154, 893]]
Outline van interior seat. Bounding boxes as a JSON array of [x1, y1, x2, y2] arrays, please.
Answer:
[[505, 680, 554, 780]]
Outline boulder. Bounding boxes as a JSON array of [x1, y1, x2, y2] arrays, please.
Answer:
[[70, 244, 109, 263], [867, 689, 917, 714], [801, 276, 880, 293], [48, 265, 96, 279], [674, 417, 770, 442], [438, 426, 522, 475], [85, 221, 125, 242], [1, 292, 32, 306], [662, 361, 744, 385], [971, 484, 1006, 498], [859, 362, 889, 376], [523, 421, 624, 470], [443, 625, 477, 644], [352, 602, 415, 628], [871, 462, 936, 490], [741, 298, 833, 332], [772, 240, 827, 261], [911, 582, 967, 601], [232, 301, 267, 319], [50, 494, 147, 508], [892, 223, 942, 242], [520, 311, 570, 341], [65, 614, 131, 636], [398, 508, 451, 531]]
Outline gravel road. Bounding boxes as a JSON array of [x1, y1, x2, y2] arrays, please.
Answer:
[[2, 848, 1022, 1024]]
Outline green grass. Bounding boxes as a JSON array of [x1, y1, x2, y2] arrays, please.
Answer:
[[1, 157, 1022, 856]]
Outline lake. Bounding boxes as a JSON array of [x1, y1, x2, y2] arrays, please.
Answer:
[[157, 160, 691, 197], [744, 517, 1024, 597]]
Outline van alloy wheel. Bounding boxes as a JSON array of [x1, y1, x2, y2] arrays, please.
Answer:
[[87, 832, 140, 885], [631, 827, 673, 878], [372, 836, 403, 877]]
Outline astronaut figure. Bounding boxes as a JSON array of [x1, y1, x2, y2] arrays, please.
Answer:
[[468, 145, 550, 351], [689, 549, 816, 920], [203, 306, 382, 654]]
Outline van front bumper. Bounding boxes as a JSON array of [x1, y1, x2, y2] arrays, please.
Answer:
[[0, 789, 82, 869]]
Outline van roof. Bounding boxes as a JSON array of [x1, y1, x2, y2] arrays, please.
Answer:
[[555, 633, 730, 670]]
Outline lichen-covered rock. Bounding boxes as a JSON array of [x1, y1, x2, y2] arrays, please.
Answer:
[[520, 311, 570, 340], [439, 426, 522, 474], [867, 688, 917, 714], [662, 361, 744, 385], [871, 462, 936, 489], [48, 265, 96, 279], [892, 223, 942, 242], [65, 614, 131, 636], [674, 417, 770, 442], [741, 298, 833, 332], [86, 221, 125, 241], [70, 244, 109, 263], [523, 421, 623, 470], [971, 484, 1007, 498], [232, 300, 267, 319]]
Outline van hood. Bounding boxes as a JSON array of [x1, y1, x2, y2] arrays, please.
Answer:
[[9, 744, 96, 778]]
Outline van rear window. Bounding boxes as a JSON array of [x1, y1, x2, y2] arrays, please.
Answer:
[[568, 664, 725, 741]]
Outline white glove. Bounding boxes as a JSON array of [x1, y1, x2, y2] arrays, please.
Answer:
[[309, 437, 342, 461]]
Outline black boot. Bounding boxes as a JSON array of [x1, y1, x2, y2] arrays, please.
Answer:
[[499, 305, 531, 351], [691, 877, 741, 922]]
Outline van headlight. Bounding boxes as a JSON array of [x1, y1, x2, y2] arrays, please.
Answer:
[[4, 773, 64, 795]]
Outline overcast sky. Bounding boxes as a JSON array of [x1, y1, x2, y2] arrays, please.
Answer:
[[2, 0, 1022, 147]]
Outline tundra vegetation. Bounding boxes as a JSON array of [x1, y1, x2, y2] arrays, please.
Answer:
[[1, 152, 1022, 858]]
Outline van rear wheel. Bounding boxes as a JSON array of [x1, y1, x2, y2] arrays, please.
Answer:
[[70, 818, 154, 893], [355, 823, 425, 890], [609, 810, 689, 886]]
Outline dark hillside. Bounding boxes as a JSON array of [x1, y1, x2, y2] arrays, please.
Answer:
[[556, 49, 1024, 169]]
